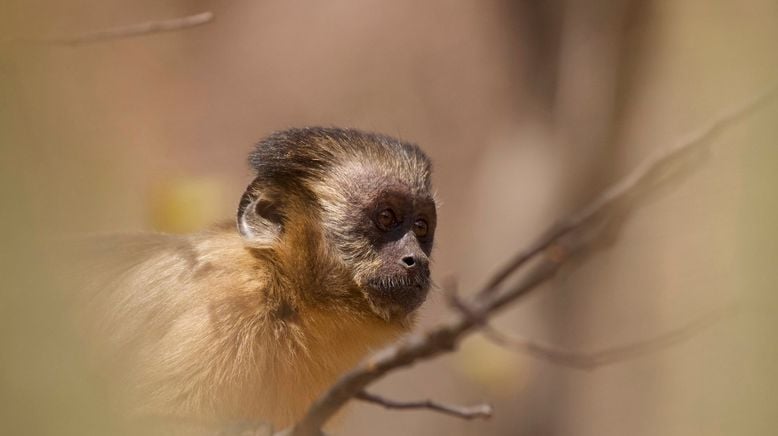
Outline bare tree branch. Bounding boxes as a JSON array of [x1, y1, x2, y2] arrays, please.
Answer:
[[480, 305, 736, 370], [355, 391, 492, 420], [4, 11, 214, 46], [282, 85, 776, 436], [476, 82, 776, 299]]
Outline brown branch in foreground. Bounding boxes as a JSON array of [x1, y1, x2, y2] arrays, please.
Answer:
[[356, 391, 493, 420], [480, 305, 736, 370], [283, 85, 776, 436], [5, 11, 213, 46]]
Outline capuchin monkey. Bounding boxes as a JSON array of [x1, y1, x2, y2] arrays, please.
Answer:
[[80, 127, 437, 431]]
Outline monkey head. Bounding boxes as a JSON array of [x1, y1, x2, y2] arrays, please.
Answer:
[[237, 127, 436, 322]]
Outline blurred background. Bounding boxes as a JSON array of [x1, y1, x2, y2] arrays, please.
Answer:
[[2, 1, 777, 435]]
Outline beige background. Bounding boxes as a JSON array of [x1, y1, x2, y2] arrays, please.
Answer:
[[2, 1, 777, 435]]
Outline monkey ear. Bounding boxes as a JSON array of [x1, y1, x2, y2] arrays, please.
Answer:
[[237, 187, 284, 248]]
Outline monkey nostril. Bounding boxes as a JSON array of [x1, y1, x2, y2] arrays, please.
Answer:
[[401, 256, 416, 268]]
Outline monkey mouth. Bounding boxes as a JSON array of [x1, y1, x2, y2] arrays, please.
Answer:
[[365, 275, 430, 317]]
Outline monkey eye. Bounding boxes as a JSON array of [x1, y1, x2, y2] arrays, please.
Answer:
[[413, 219, 429, 238], [375, 208, 399, 231]]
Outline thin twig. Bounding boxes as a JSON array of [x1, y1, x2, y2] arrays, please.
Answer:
[[480, 305, 736, 370], [283, 85, 776, 436], [448, 280, 734, 371], [4, 11, 213, 46], [356, 391, 492, 420]]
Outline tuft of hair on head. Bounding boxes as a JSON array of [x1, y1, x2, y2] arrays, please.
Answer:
[[249, 127, 431, 191], [237, 127, 433, 248]]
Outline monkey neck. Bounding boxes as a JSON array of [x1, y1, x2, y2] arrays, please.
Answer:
[[190, 223, 407, 426], [247, 219, 372, 316]]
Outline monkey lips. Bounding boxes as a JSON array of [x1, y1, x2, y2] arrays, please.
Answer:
[[364, 272, 430, 319]]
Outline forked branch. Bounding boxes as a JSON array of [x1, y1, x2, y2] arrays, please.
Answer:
[[282, 84, 776, 436]]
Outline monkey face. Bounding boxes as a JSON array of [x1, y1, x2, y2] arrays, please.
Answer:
[[362, 190, 435, 319], [324, 175, 437, 321]]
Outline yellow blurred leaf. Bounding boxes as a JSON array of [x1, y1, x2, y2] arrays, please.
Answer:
[[149, 177, 226, 233]]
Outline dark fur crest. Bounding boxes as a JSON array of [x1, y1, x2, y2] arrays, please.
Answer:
[[248, 127, 431, 192]]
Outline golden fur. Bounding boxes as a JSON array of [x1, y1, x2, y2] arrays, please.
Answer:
[[85, 216, 406, 429], [80, 127, 434, 431]]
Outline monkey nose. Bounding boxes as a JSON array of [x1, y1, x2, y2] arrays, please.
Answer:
[[400, 255, 426, 270]]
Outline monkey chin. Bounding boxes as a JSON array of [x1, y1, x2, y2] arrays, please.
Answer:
[[362, 279, 430, 323]]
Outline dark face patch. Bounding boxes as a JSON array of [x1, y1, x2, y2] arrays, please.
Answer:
[[327, 172, 437, 320]]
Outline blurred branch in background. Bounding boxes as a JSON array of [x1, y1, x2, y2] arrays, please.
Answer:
[[2, 11, 213, 46], [282, 84, 776, 436], [478, 82, 777, 302], [479, 304, 735, 371]]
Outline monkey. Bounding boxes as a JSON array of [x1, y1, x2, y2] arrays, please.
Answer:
[[79, 127, 437, 431]]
